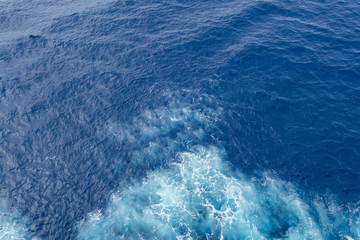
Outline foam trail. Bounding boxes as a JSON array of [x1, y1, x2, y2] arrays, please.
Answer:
[[106, 101, 221, 176], [0, 199, 35, 240], [77, 100, 359, 240]]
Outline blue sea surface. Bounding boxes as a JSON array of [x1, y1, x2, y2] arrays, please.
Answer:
[[0, 0, 360, 239]]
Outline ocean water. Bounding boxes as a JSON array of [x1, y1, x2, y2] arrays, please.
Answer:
[[0, 0, 360, 239]]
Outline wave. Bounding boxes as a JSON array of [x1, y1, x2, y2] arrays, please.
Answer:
[[77, 95, 359, 239]]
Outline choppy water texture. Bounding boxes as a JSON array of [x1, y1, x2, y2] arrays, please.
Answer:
[[0, 0, 360, 239]]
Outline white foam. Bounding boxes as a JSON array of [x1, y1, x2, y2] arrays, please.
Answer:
[[77, 102, 360, 239], [0, 199, 35, 240], [76, 146, 338, 239]]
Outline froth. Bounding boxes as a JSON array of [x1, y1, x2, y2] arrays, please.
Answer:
[[78, 101, 359, 239], [0, 199, 35, 240]]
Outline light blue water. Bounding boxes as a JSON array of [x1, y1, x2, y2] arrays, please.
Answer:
[[0, 0, 360, 239]]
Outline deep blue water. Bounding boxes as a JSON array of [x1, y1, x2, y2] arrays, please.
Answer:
[[0, 0, 360, 239]]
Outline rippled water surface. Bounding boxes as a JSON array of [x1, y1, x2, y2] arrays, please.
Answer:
[[0, 0, 360, 239]]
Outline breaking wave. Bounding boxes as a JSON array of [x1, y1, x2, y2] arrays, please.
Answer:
[[77, 97, 360, 240]]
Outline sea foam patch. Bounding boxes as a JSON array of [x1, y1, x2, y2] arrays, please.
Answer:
[[105, 97, 222, 177], [0, 199, 35, 240], [77, 146, 359, 239], [77, 99, 359, 239]]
